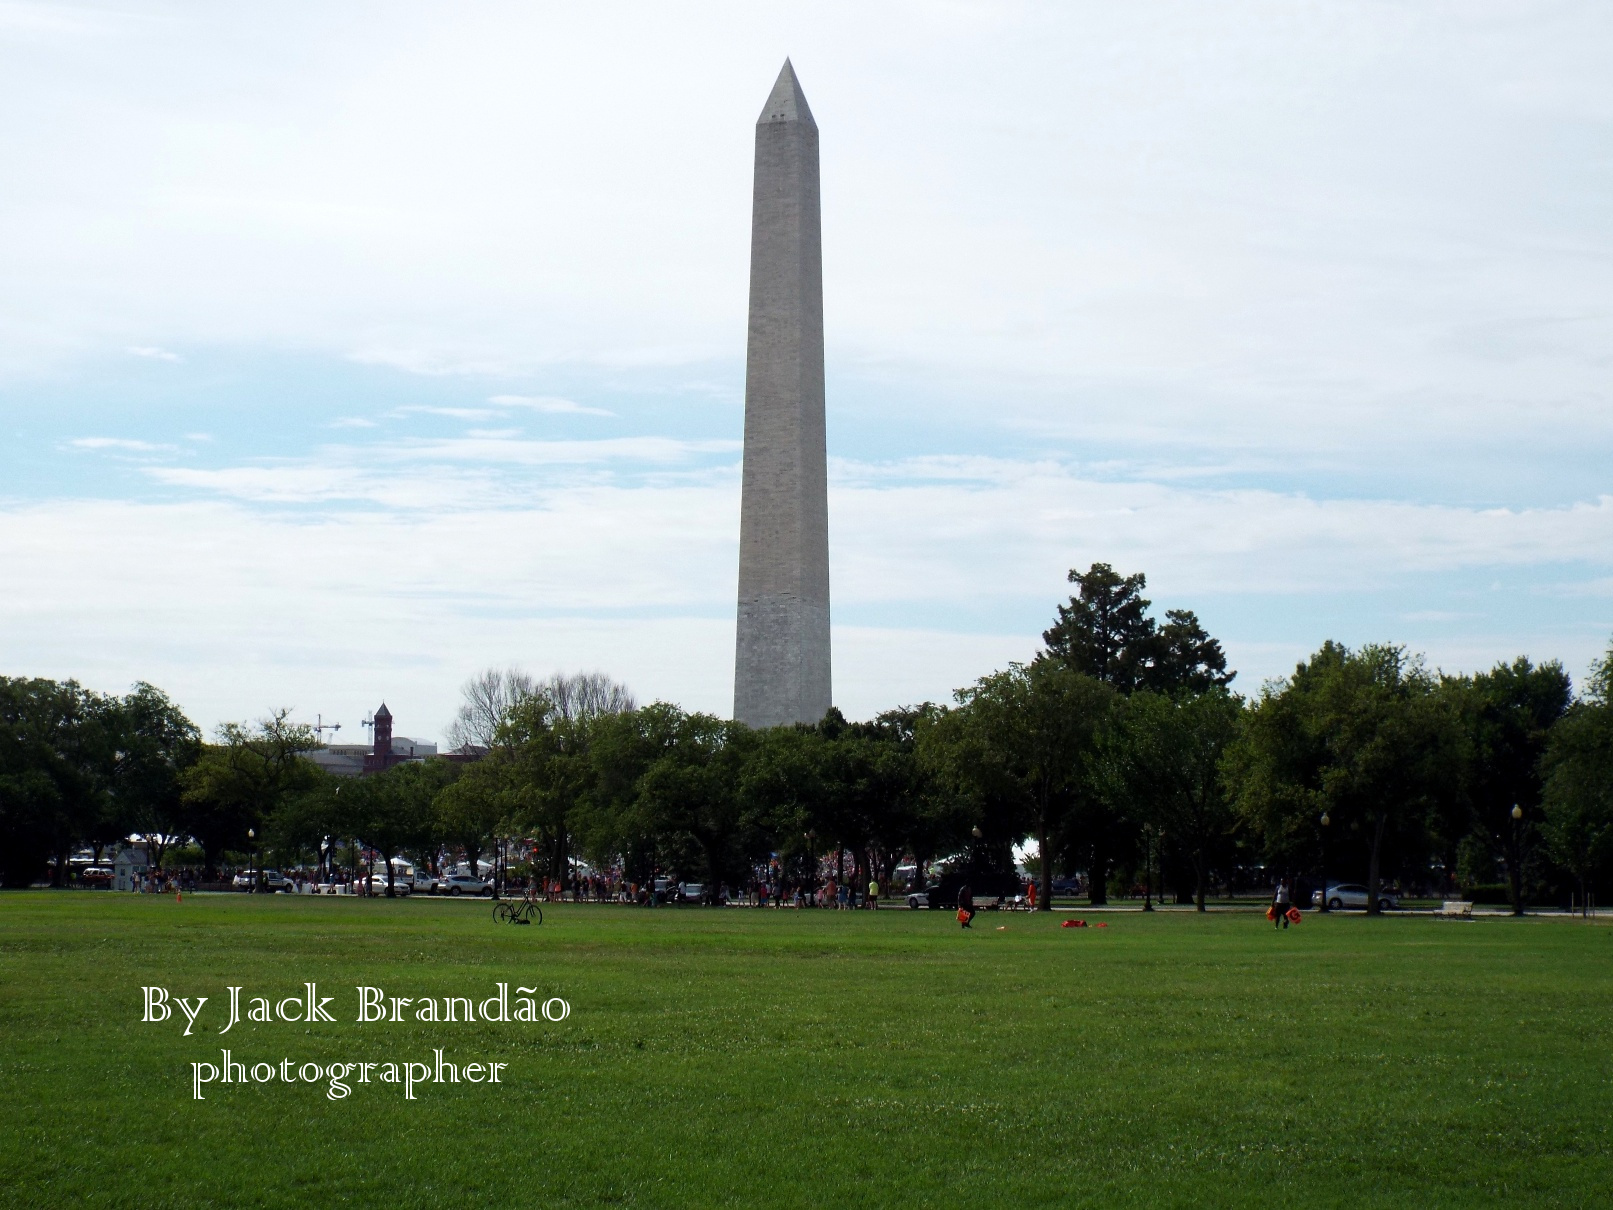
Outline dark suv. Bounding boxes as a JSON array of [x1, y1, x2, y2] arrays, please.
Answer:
[[922, 870, 1026, 910]]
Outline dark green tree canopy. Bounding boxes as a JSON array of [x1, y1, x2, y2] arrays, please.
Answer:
[[1041, 563, 1233, 694]]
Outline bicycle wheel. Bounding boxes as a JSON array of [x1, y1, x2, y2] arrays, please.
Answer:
[[493, 902, 513, 924], [522, 903, 543, 926]]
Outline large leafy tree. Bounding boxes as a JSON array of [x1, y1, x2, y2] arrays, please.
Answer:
[[1102, 688, 1241, 910], [737, 722, 828, 879], [954, 662, 1115, 910], [180, 711, 320, 873], [571, 704, 689, 882], [495, 693, 592, 886], [1042, 563, 1233, 694], [1039, 564, 1231, 901], [350, 760, 451, 895], [633, 707, 759, 890], [841, 708, 933, 891], [1540, 643, 1613, 914], [479, 680, 638, 886], [112, 683, 201, 871], [914, 700, 1022, 883], [0, 678, 118, 887], [1230, 642, 1457, 913], [433, 758, 510, 880], [1444, 658, 1572, 914]]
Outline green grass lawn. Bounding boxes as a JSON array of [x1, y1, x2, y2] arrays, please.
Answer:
[[2, 893, 1610, 1208]]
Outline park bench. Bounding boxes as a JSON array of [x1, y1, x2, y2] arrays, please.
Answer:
[[1437, 900, 1473, 918]]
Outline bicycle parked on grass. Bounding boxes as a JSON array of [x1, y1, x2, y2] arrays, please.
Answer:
[[493, 897, 543, 926]]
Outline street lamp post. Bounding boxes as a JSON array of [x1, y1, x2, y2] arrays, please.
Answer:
[[1510, 803, 1525, 917], [1318, 813, 1330, 912], [1143, 826, 1154, 912], [247, 828, 257, 893]]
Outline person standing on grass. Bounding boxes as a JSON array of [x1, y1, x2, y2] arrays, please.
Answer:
[[1273, 878, 1292, 929], [868, 877, 880, 909], [958, 883, 976, 929]]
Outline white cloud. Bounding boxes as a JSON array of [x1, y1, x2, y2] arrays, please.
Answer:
[[0, 0, 1599, 474], [5, 3, 1613, 728], [392, 405, 502, 420], [139, 434, 741, 504], [490, 395, 616, 418], [0, 2, 119, 38], [368, 434, 738, 468], [826, 457, 1613, 603], [11, 448, 1613, 735], [67, 436, 173, 453]]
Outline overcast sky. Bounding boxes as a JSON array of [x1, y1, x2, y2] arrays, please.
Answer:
[[3, 0, 1611, 741]]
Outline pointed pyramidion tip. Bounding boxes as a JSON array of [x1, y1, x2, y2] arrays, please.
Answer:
[[757, 58, 815, 127]]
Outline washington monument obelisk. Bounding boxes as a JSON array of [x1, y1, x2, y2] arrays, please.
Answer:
[[733, 60, 831, 728]]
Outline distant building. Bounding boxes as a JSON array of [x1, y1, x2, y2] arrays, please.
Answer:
[[306, 746, 366, 778], [306, 702, 438, 778], [113, 845, 149, 891]]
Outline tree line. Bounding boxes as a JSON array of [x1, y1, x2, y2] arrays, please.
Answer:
[[5, 563, 1613, 912]]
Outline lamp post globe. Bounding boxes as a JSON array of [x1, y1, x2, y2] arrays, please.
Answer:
[[1318, 813, 1331, 912], [1510, 804, 1525, 916]]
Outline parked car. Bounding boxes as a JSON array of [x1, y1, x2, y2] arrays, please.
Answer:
[[366, 873, 411, 896], [441, 873, 492, 896], [79, 867, 113, 888], [1312, 882, 1399, 911], [906, 888, 930, 910], [409, 871, 442, 894], [677, 882, 707, 904], [1050, 876, 1082, 896], [922, 869, 1026, 910], [231, 870, 290, 891]]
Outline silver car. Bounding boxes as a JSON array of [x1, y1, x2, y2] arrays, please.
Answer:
[[1312, 882, 1399, 911]]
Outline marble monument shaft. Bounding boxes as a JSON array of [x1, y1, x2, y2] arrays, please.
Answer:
[[734, 60, 832, 728]]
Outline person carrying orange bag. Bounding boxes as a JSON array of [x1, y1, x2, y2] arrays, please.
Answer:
[[1271, 878, 1293, 929], [956, 883, 976, 929]]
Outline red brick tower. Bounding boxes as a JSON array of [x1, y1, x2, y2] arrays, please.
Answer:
[[364, 703, 394, 774]]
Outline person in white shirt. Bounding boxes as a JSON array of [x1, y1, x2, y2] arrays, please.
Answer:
[[1273, 878, 1292, 929]]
